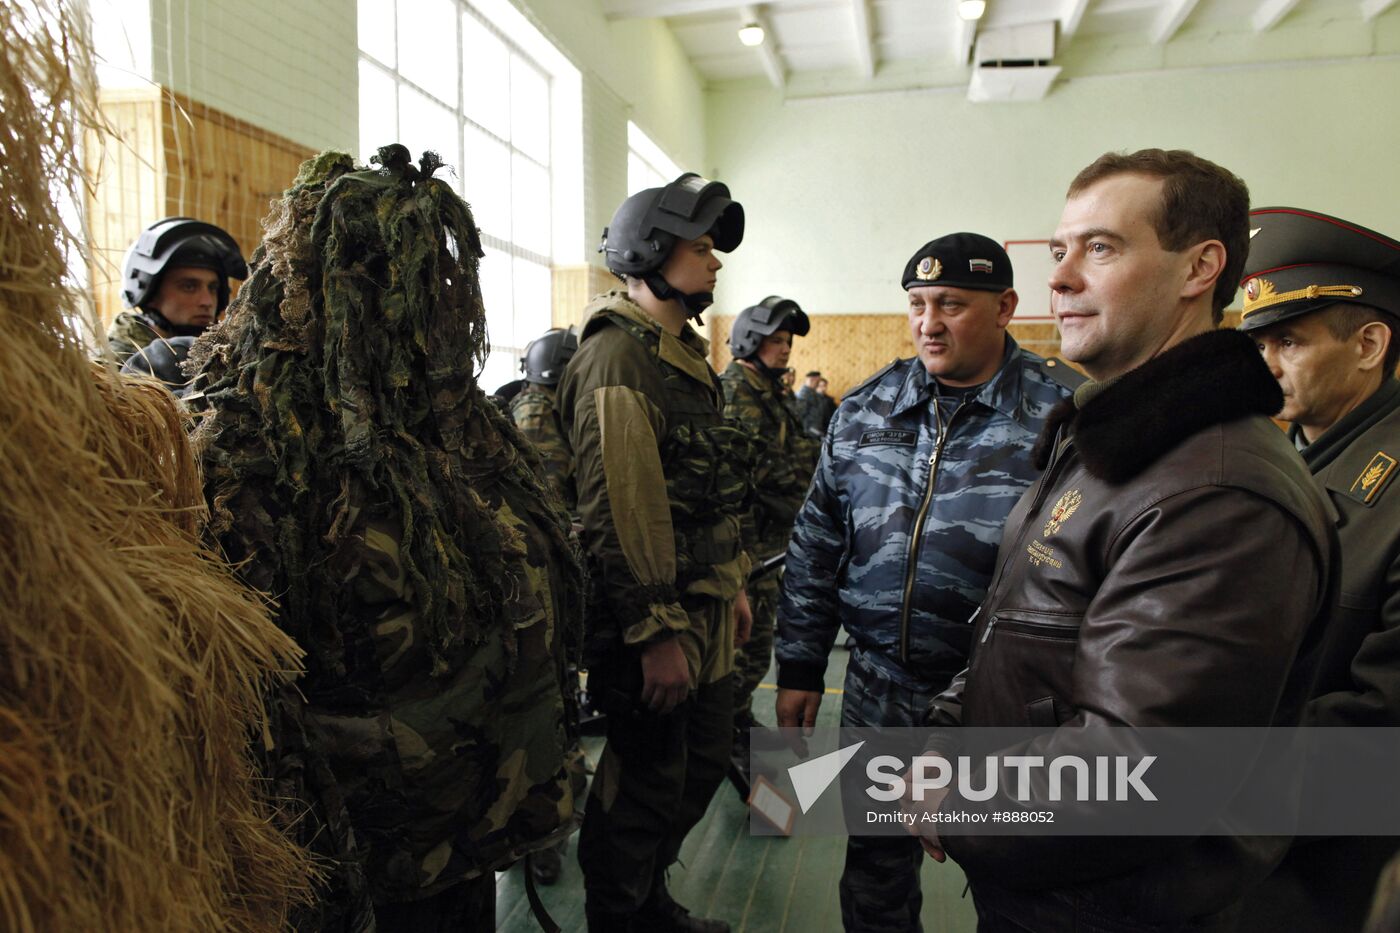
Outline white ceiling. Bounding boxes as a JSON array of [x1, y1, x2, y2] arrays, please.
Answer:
[[599, 0, 1400, 91]]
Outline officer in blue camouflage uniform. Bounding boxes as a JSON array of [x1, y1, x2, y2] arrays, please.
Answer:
[[774, 233, 1082, 933]]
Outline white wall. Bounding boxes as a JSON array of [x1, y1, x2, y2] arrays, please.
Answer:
[[149, 0, 358, 152], [507, 0, 709, 258], [705, 44, 1400, 321]]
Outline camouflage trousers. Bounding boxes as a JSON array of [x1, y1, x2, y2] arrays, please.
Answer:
[[578, 594, 736, 915], [732, 572, 779, 727], [838, 648, 945, 933]]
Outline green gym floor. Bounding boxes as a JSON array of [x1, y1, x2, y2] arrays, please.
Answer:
[[496, 646, 979, 932]]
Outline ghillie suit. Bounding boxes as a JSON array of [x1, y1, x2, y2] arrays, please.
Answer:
[[0, 3, 313, 931], [190, 145, 586, 926]]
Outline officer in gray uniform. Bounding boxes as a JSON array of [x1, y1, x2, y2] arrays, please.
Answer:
[[1237, 208, 1400, 932], [775, 233, 1082, 932]]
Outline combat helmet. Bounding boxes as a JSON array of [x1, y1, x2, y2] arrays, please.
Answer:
[[729, 295, 810, 360], [121, 217, 247, 336], [521, 328, 578, 385], [599, 173, 744, 319]]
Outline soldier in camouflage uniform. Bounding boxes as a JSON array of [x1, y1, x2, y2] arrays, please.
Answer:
[[105, 217, 246, 365], [510, 327, 579, 512], [189, 146, 586, 931], [561, 173, 753, 933], [718, 296, 818, 783], [507, 325, 580, 887], [774, 233, 1082, 933]]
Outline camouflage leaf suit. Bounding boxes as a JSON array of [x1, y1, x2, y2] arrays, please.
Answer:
[[189, 147, 586, 930]]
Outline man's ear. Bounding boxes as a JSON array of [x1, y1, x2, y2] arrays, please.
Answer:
[[996, 289, 1019, 328], [1180, 240, 1226, 303], [1355, 320, 1393, 373]]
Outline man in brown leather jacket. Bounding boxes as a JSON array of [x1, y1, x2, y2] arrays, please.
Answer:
[[1236, 208, 1400, 931], [918, 150, 1339, 932]]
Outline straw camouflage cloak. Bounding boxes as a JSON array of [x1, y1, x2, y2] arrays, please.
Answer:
[[0, 3, 314, 930], [189, 145, 586, 923]]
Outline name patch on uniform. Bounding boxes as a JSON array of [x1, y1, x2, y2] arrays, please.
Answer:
[[858, 429, 918, 448], [1348, 451, 1398, 506]]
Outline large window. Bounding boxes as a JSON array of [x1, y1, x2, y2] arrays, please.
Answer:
[[358, 0, 554, 392], [627, 121, 682, 196]]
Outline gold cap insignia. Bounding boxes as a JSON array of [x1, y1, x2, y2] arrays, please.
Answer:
[[1351, 451, 1398, 504], [916, 257, 943, 281], [1242, 276, 1365, 318], [1043, 489, 1082, 537]]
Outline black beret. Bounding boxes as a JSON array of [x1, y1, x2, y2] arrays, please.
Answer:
[[902, 232, 1013, 292], [1238, 207, 1400, 332]]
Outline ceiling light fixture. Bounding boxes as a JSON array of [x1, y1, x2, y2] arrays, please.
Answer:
[[958, 0, 987, 21], [738, 22, 765, 46]]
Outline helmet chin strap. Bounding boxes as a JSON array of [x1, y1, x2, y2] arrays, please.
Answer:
[[743, 355, 782, 380], [139, 308, 212, 339], [644, 273, 713, 323]]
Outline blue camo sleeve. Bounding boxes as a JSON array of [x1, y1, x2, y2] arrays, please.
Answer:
[[775, 422, 847, 692]]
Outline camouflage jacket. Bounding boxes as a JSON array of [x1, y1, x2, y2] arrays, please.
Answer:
[[104, 310, 163, 366], [510, 383, 576, 513], [297, 465, 584, 903], [719, 360, 818, 560], [558, 291, 754, 649], [775, 337, 1080, 693]]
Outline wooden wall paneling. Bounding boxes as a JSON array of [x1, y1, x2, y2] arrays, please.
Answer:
[[87, 88, 165, 327], [87, 87, 315, 330], [161, 91, 314, 292], [708, 314, 1092, 401], [709, 313, 912, 402], [552, 264, 617, 330]]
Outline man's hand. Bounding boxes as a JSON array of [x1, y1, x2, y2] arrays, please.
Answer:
[[733, 588, 754, 646], [640, 636, 690, 714], [901, 774, 950, 862], [775, 687, 822, 734], [775, 687, 822, 755]]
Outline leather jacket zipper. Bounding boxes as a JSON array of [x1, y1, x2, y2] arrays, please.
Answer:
[[974, 426, 1075, 654], [898, 397, 964, 665], [983, 613, 1079, 644]]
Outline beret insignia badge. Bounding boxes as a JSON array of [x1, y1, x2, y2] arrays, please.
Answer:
[[916, 257, 943, 281]]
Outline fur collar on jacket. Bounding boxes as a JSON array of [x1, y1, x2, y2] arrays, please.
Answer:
[[1032, 329, 1284, 484]]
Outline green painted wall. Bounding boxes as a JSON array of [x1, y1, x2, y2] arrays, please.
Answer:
[[705, 46, 1400, 320], [149, 0, 358, 152]]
